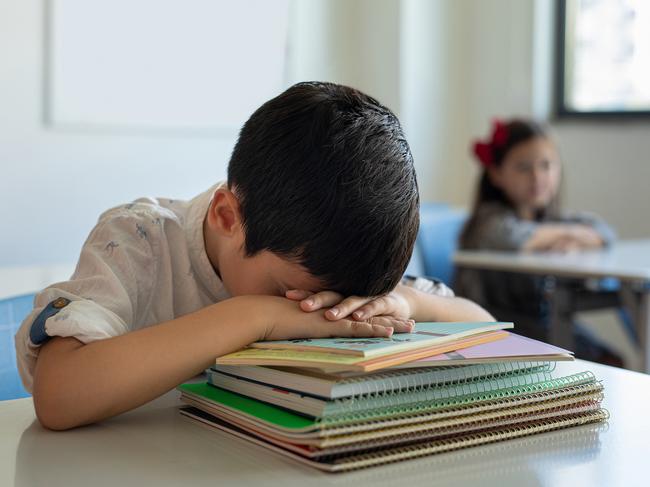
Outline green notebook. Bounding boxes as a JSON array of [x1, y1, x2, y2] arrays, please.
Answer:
[[178, 371, 599, 430], [179, 382, 316, 430]]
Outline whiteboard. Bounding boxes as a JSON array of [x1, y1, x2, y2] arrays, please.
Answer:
[[47, 0, 290, 132]]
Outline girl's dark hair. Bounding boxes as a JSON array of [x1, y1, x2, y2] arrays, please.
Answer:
[[459, 119, 558, 248], [228, 82, 419, 297]]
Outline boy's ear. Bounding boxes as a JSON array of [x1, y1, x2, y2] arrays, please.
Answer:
[[205, 188, 243, 238]]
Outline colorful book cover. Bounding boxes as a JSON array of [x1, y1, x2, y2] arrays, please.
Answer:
[[392, 331, 573, 368], [250, 322, 513, 357], [216, 331, 508, 372]]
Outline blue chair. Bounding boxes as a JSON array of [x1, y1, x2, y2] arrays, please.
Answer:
[[0, 293, 35, 400], [406, 203, 467, 286]]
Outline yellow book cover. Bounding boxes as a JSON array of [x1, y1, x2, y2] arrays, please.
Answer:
[[216, 331, 508, 372]]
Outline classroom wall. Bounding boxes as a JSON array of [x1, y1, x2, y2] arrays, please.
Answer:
[[1, 0, 649, 271], [436, 0, 650, 239], [0, 0, 237, 267]]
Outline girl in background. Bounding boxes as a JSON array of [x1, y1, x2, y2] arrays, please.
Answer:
[[455, 118, 622, 366]]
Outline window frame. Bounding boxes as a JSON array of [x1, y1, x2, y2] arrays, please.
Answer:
[[554, 0, 650, 119]]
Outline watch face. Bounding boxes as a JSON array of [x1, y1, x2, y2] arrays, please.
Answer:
[[53, 297, 70, 309]]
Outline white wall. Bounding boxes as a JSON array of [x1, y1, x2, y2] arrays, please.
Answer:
[[556, 122, 650, 238], [287, 0, 400, 116], [0, 0, 287, 267]]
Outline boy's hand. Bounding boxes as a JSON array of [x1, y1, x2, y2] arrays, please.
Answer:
[[259, 295, 414, 341], [284, 285, 417, 325]]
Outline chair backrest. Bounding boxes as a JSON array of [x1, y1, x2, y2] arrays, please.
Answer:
[[0, 293, 35, 400], [412, 203, 467, 286]]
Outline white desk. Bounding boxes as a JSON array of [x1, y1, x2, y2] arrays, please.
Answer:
[[0, 361, 647, 487], [454, 239, 650, 372]]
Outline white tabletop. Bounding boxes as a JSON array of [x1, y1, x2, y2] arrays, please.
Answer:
[[453, 239, 650, 283], [1, 360, 648, 487]]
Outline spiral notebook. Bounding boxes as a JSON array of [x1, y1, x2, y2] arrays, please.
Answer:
[[179, 364, 607, 472], [181, 329, 606, 474], [210, 360, 556, 400], [202, 368, 601, 418], [178, 371, 602, 432], [182, 390, 604, 451], [180, 406, 609, 472], [207, 362, 553, 417], [186, 381, 603, 439]]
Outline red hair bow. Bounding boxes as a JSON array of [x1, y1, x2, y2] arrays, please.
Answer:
[[472, 119, 509, 168]]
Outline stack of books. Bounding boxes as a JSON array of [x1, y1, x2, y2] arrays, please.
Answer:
[[178, 322, 607, 472]]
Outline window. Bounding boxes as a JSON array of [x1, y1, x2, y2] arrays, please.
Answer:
[[556, 0, 650, 117]]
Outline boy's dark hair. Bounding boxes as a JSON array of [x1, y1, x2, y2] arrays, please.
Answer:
[[227, 81, 419, 297], [459, 119, 559, 248]]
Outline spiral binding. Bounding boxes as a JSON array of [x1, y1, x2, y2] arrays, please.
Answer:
[[318, 393, 604, 449], [325, 422, 606, 483], [316, 400, 602, 454], [338, 361, 555, 398], [334, 368, 555, 409], [318, 371, 597, 427], [327, 409, 610, 472], [319, 380, 604, 436]]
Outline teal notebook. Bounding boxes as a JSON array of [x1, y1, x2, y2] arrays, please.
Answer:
[[210, 360, 555, 400], [205, 367, 600, 418], [250, 321, 513, 357]]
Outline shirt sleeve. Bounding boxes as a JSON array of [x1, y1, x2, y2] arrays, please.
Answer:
[[477, 209, 538, 251], [559, 210, 617, 247], [464, 203, 616, 252], [14, 206, 159, 392]]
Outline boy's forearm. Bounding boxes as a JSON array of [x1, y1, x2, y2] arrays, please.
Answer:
[[408, 290, 495, 322], [33, 296, 265, 431]]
